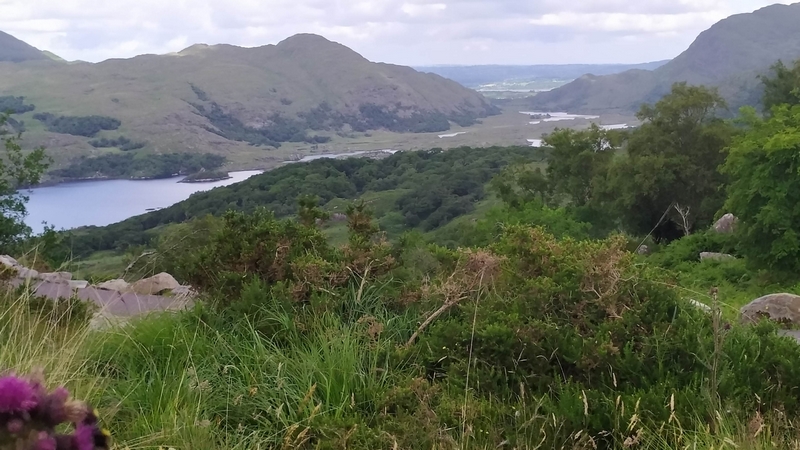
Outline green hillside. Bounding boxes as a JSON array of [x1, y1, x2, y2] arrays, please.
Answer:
[[0, 34, 497, 178], [531, 2, 800, 113]]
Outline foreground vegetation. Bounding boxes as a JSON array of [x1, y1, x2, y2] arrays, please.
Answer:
[[6, 207, 800, 449]]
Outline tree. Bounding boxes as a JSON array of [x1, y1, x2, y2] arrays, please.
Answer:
[[760, 60, 800, 113], [722, 105, 800, 274], [603, 83, 732, 240], [0, 114, 49, 251], [544, 124, 619, 206]]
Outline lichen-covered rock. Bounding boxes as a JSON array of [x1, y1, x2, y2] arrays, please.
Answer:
[[16, 267, 39, 280], [741, 293, 800, 325], [68, 280, 89, 290], [712, 213, 738, 234], [96, 279, 130, 292], [700, 252, 735, 261], [39, 272, 73, 283], [130, 272, 180, 295], [0, 255, 19, 268]]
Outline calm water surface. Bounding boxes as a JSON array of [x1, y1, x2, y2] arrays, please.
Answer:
[[24, 170, 263, 233]]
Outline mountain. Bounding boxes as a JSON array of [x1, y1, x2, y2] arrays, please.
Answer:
[[415, 62, 670, 88], [531, 2, 800, 114], [0, 33, 496, 174], [0, 30, 51, 63]]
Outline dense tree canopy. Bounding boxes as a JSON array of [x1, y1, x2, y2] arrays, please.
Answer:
[[544, 124, 618, 207], [761, 60, 800, 113], [33, 113, 121, 137], [66, 146, 543, 255], [723, 105, 800, 273], [603, 83, 732, 239]]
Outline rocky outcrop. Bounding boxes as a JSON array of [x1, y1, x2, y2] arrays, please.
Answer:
[[740, 293, 800, 326], [712, 214, 738, 234], [1, 255, 195, 320], [700, 252, 735, 261]]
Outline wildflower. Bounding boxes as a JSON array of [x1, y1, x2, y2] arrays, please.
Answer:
[[6, 418, 24, 434], [34, 386, 87, 426], [0, 374, 39, 413], [35, 432, 58, 450]]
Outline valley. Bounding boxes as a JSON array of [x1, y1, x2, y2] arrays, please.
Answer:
[[4, 2, 800, 449]]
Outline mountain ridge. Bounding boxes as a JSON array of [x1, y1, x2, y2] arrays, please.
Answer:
[[0, 30, 53, 63], [0, 33, 497, 174], [531, 2, 800, 114]]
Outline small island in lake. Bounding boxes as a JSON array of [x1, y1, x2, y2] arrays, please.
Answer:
[[179, 170, 232, 183]]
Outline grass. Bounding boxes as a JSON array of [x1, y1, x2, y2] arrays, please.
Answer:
[[3, 276, 800, 449]]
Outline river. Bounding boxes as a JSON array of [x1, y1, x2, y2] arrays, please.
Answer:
[[23, 170, 263, 233]]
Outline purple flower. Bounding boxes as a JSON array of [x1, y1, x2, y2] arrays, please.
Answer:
[[6, 418, 24, 434], [0, 375, 39, 413], [34, 432, 57, 450], [74, 423, 95, 450], [34, 386, 71, 426]]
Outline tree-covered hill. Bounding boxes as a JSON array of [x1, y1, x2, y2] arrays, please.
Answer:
[[66, 146, 547, 254]]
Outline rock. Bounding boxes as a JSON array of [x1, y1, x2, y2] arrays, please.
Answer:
[[130, 272, 180, 295], [97, 279, 130, 292], [0, 255, 19, 268], [741, 293, 800, 325], [689, 299, 712, 313], [17, 267, 39, 280], [636, 245, 650, 255], [39, 272, 73, 283], [712, 213, 738, 234], [69, 280, 89, 290], [170, 285, 197, 299], [700, 252, 735, 261]]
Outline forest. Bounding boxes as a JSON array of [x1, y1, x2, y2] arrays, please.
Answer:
[[50, 152, 226, 181], [88, 136, 146, 151], [33, 112, 121, 137], [63, 145, 546, 255]]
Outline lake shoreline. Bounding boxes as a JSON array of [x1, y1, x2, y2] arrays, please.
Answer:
[[33, 168, 263, 188]]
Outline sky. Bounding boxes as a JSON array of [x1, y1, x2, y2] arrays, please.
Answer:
[[0, 0, 795, 65]]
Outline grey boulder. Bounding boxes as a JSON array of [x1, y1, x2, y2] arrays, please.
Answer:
[[131, 272, 181, 295], [700, 252, 735, 261], [741, 293, 800, 325], [712, 213, 738, 234]]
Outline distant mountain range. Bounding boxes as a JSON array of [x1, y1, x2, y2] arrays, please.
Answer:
[[531, 2, 800, 114], [0, 33, 496, 173], [415, 62, 670, 88]]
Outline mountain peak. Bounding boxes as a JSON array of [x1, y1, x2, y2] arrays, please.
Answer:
[[276, 33, 334, 47]]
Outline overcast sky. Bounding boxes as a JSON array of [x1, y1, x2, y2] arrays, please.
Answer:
[[0, 0, 794, 65]]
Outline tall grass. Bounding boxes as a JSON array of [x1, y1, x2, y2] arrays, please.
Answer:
[[2, 283, 800, 449]]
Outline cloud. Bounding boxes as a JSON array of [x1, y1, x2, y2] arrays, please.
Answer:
[[0, 0, 793, 65]]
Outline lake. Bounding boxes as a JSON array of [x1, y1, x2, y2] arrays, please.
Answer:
[[23, 170, 263, 233]]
